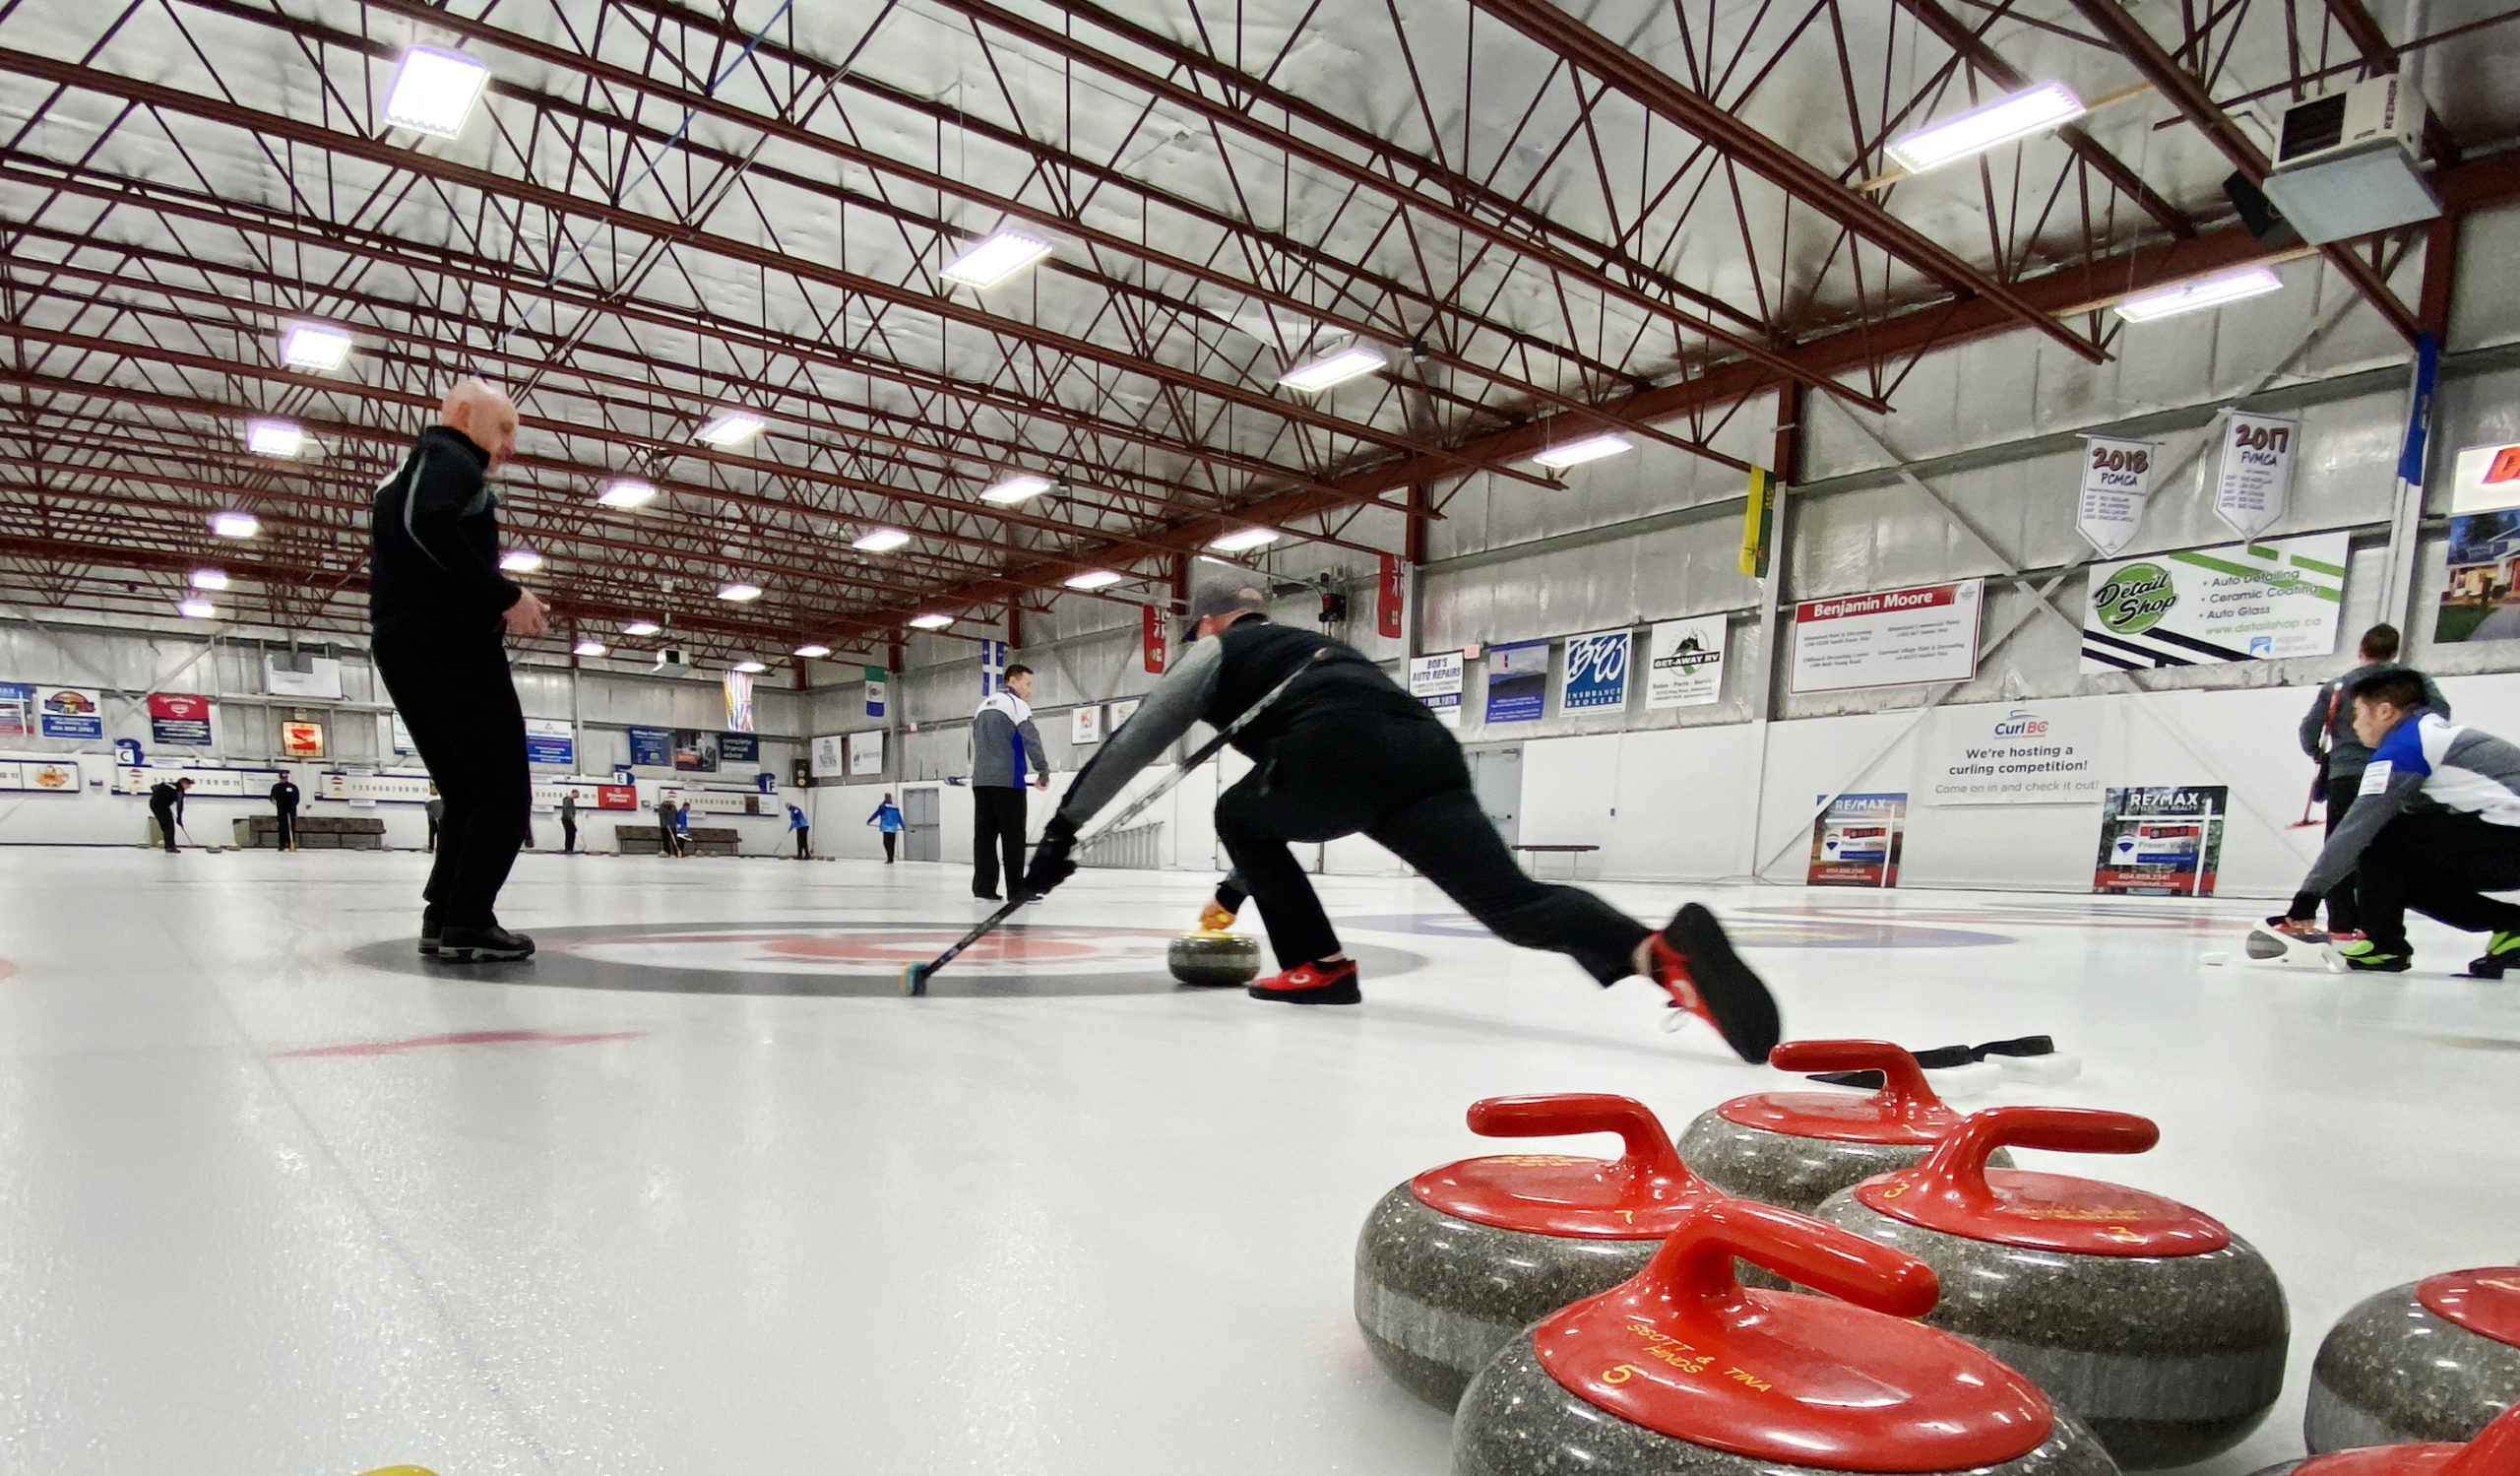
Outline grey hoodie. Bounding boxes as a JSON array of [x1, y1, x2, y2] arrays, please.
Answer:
[[971, 692, 1047, 790]]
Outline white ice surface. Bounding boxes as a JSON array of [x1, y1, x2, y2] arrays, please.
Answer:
[[2, 847, 2515, 1476]]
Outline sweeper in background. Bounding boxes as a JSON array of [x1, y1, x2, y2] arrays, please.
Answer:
[[1017, 568, 1781, 1060], [2270, 668, 2520, 975]]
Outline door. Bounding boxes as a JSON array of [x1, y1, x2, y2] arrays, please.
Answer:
[[903, 786, 942, 862], [1463, 743, 1523, 848]]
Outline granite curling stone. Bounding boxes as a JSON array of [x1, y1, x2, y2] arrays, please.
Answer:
[[1167, 930, 1261, 987], [1808, 1105, 2288, 1471], [2254, 1399, 2520, 1476], [2304, 1265, 2520, 1453], [1355, 1093, 1724, 1410], [1676, 1039, 2012, 1213], [1452, 1196, 2119, 1476]]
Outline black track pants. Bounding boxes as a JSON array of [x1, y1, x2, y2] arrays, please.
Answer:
[[973, 786, 1027, 896], [150, 800, 178, 852], [372, 631, 530, 930], [881, 831, 897, 863], [275, 807, 296, 850], [2322, 788, 2362, 932], [2354, 809, 2520, 954], [1216, 716, 1649, 983]]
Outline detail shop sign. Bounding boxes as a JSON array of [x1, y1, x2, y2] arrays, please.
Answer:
[[2079, 531, 2345, 674], [1788, 580, 1982, 695]]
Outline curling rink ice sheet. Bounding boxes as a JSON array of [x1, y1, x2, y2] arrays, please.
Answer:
[[1, 846, 2516, 1476]]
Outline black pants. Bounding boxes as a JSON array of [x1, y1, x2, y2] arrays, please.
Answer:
[[562, 816, 576, 854], [1217, 716, 1649, 982], [150, 800, 178, 852], [659, 818, 680, 857], [2355, 809, 2520, 953], [275, 807, 296, 850], [372, 631, 530, 931], [2322, 786, 2362, 932], [793, 827, 810, 859], [973, 786, 1027, 896], [882, 831, 897, 863]]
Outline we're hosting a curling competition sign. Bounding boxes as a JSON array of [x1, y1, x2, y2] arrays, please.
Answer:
[[2080, 532, 2345, 673]]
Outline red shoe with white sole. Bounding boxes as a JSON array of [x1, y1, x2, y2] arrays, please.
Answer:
[[1247, 957, 1361, 1005], [1646, 903, 1780, 1062]]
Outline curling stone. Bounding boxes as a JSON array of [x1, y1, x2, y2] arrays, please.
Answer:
[[1167, 930, 1261, 987], [1809, 1105, 2287, 1470], [2254, 1400, 2520, 1476], [1453, 1197, 2117, 1476], [2243, 922, 2346, 972], [1355, 1093, 1724, 1410], [1676, 1039, 2012, 1213], [2304, 1266, 2520, 1452]]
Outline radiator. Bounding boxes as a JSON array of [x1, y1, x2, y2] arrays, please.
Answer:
[[1076, 820, 1163, 870]]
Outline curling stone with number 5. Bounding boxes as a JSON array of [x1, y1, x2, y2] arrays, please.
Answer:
[[2304, 1266, 2520, 1452], [1809, 1105, 2287, 1470], [1452, 1197, 2117, 1476], [1354, 1094, 1723, 1410], [1677, 1039, 2011, 1213]]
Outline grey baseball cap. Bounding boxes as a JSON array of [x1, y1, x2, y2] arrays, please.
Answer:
[[1183, 564, 1267, 632]]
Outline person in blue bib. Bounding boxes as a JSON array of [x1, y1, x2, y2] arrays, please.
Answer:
[[787, 801, 810, 860], [867, 793, 905, 863]]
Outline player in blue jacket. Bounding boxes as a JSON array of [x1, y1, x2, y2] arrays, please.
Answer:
[[2274, 669, 2520, 975]]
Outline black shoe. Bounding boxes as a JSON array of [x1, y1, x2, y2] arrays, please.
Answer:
[[436, 924, 535, 963], [2463, 931, 2520, 979], [418, 923, 442, 957], [1646, 903, 1781, 1063], [974, 891, 1003, 902], [2337, 937, 2411, 973]]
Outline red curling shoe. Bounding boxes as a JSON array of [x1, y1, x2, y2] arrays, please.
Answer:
[[1646, 903, 1780, 1062], [1247, 957, 1361, 1005]]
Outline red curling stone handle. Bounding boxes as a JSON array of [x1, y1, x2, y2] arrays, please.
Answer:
[[2447, 1400, 2520, 1475], [1639, 1198, 1939, 1319], [1911, 1106, 2160, 1204], [1468, 1093, 1682, 1176], [1768, 1038, 1942, 1110]]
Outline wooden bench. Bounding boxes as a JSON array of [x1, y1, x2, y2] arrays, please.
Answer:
[[1513, 843, 1600, 879], [233, 814, 386, 850]]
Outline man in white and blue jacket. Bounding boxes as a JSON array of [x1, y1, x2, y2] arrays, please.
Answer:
[[970, 663, 1048, 900], [2276, 669, 2520, 975]]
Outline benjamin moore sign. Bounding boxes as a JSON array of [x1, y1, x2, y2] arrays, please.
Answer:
[[2080, 532, 2345, 673]]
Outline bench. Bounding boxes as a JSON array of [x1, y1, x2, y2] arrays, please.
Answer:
[[1513, 843, 1600, 879], [615, 823, 742, 857], [233, 814, 387, 850]]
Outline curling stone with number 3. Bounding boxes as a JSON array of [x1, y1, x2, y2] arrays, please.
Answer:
[[1677, 1039, 2012, 1212], [1354, 1094, 1723, 1410], [2254, 1400, 2520, 1476], [1452, 1197, 2118, 1476], [2304, 1266, 2520, 1452], [1167, 931, 1261, 987], [1809, 1105, 2287, 1470]]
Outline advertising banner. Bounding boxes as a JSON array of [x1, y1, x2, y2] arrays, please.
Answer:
[[671, 730, 721, 772], [627, 726, 672, 768], [1789, 581, 1982, 694], [724, 670, 756, 734], [318, 771, 435, 803], [809, 734, 848, 779], [864, 666, 888, 717], [2433, 442, 2520, 643], [280, 720, 325, 758], [0, 682, 29, 738], [1562, 630, 1631, 712], [1483, 641, 1548, 724], [117, 765, 283, 797], [1376, 552, 1405, 639], [1808, 793, 1906, 887], [848, 730, 885, 777], [2075, 435, 2159, 556], [1107, 697, 1142, 733], [1408, 652, 1464, 728], [720, 732, 760, 765], [524, 718, 575, 767], [25, 685, 105, 741], [0, 759, 82, 793], [2212, 413, 2299, 538], [532, 779, 639, 810], [1070, 706, 1103, 744], [390, 711, 417, 755], [2094, 786, 2227, 895], [1918, 704, 2102, 805], [149, 692, 213, 746], [2080, 531, 2345, 673], [263, 654, 344, 700], [1646, 616, 1726, 709], [1142, 605, 1167, 674]]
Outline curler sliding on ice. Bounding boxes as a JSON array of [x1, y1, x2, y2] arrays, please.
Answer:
[[1015, 566, 1781, 1061]]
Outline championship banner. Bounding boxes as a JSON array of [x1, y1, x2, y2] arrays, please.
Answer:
[[1789, 581, 1982, 695], [2095, 786, 2227, 895], [1561, 630, 1631, 712], [627, 726, 673, 768], [724, 670, 757, 734], [1646, 616, 1726, 709], [810, 734, 848, 779], [1142, 605, 1167, 674], [1739, 466, 1776, 578], [2079, 532, 2344, 673], [864, 666, 888, 717], [1408, 652, 1464, 728], [1483, 641, 1548, 724], [2213, 413, 2299, 539], [2434, 441, 2520, 643], [149, 692, 213, 746], [2075, 435, 2158, 556], [1808, 793, 1905, 887], [524, 718, 575, 767], [0, 759, 81, 793], [1376, 552, 1405, 639]]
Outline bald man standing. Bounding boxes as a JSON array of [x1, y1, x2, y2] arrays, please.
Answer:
[[369, 379, 548, 963]]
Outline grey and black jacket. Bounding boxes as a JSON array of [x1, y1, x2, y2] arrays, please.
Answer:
[[368, 425, 524, 640], [971, 693, 1048, 790]]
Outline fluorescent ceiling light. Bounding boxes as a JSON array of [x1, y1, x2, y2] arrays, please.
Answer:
[[733, 660, 769, 674], [852, 527, 913, 552], [717, 582, 763, 602], [623, 620, 662, 637], [211, 511, 260, 539], [793, 643, 833, 659], [939, 230, 1053, 289], [1063, 569, 1124, 591], [1208, 527, 1280, 552], [246, 421, 306, 458], [280, 324, 352, 372], [907, 612, 955, 630], [178, 598, 218, 620], [1277, 345, 1385, 393], [189, 568, 229, 591], [1533, 432, 1633, 471], [2113, 266, 2286, 323], [695, 411, 766, 447], [1886, 82, 2085, 173], [573, 640, 608, 657], [498, 548, 543, 574], [598, 480, 659, 509], [382, 45, 491, 140], [979, 473, 1053, 506]]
